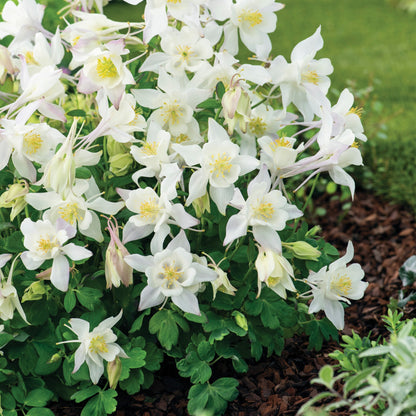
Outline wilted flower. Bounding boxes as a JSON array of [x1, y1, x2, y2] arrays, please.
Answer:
[[58, 311, 128, 384], [305, 241, 368, 330], [105, 217, 133, 289], [0, 254, 28, 323]]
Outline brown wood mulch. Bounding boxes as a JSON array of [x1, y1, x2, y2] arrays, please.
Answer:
[[50, 190, 416, 416]]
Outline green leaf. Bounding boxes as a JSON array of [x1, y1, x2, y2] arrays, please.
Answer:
[[64, 291, 77, 313], [123, 347, 146, 369], [188, 378, 239, 415], [184, 311, 207, 324], [25, 388, 54, 407], [76, 287, 103, 311], [75, 167, 92, 179], [197, 98, 221, 109], [216, 81, 226, 99], [67, 109, 86, 117], [1, 231, 25, 253], [71, 386, 101, 403], [177, 351, 212, 384], [197, 341, 215, 362], [318, 365, 334, 387], [2, 392, 16, 410], [143, 342, 163, 372], [187, 383, 210, 415], [119, 369, 145, 394], [400, 255, 416, 286], [11, 386, 25, 404], [344, 367, 375, 394], [26, 408, 55, 416], [100, 390, 118, 414], [149, 309, 180, 351], [129, 310, 150, 333]]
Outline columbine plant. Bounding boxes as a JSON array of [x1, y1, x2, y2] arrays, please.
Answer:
[[0, 0, 369, 415]]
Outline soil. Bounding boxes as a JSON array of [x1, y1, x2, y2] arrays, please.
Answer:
[[50, 189, 416, 416]]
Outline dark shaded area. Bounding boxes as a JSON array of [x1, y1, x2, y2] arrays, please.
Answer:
[[50, 190, 416, 415]]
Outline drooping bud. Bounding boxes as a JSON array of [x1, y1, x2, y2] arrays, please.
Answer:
[[211, 267, 237, 300], [191, 192, 211, 218], [105, 216, 133, 289], [221, 75, 251, 135], [0, 180, 29, 221], [232, 311, 248, 332], [283, 241, 321, 261], [22, 280, 47, 302], [0, 45, 16, 83], [107, 356, 122, 390], [107, 137, 134, 176], [37, 119, 77, 197]]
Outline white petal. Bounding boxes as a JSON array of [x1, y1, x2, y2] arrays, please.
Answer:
[[223, 214, 248, 246], [87, 197, 124, 215], [124, 253, 154, 273], [138, 285, 165, 311], [290, 26, 323, 63], [171, 291, 200, 315], [51, 255, 70, 292], [210, 185, 234, 215], [324, 299, 345, 330], [61, 243, 92, 261], [73, 345, 86, 373], [169, 203, 199, 229], [253, 225, 282, 252], [167, 230, 190, 252]]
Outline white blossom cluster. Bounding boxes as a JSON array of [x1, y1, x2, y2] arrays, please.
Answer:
[[0, 0, 368, 383]]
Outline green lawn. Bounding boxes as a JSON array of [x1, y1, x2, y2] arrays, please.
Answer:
[[271, 0, 416, 142]]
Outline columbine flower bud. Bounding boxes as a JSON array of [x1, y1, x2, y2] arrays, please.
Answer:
[[232, 311, 248, 332], [283, 241, 321, 261], [191, 193, 211, 218], [107, 356, 122, 390], [0, 45, 16, 84], [105, 217, 133, 289], [38, 120, 77, 197], [221, 76, 251, 135], [22, 280, 47, 302], [107, 138, 134, 176], [0, 180, 29, 221], [211, 267, 237, 300]]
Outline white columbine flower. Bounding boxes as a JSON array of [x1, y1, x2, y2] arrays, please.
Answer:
[[268, 26, 333, 121], [133, 70, 210, 137], [141, 26, 213, 75], [78, 39, 134, 109], [255, 246, 296, 299], [224, 165, 302, 251], [0, 254, 28, 323], [124, 231, 217, 315], [20, 218, 93, 292], [306, 241, 368, 330], [173, 118, 259, 214], [59, 311, 128, 384], [223, 0, 284, 60]]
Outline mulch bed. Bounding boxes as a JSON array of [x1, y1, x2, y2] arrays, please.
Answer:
[[51, 190, 416, 416]]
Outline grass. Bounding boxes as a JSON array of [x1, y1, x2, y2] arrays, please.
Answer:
[[31, 0, 416, 210]]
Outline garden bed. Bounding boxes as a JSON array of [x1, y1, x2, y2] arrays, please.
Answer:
[[50, 189, 416, 415]]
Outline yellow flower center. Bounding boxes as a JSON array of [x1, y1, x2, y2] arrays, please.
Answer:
[[96, 56, 118, 79], [351, 140, 360, 149], [330, 274, 352, 296], [161, 100, 183, 125], [238, 9, 263, 27], [58, 202, 83, 225], [25, 51, 37, 65], [302, 70, 320, 85], [171, 133, 189, 144], [267, 275, 282, 287], [209, 153, 232, 178], [71, 36, 81, 46], [141, 142, 158, 156], [248, 117, 267, 136], [89, 335, 109, 354], [37, 236, 55, 255], [269, 137, 293, 152], [139, 198, 160, 221], [162, 262, 182, 288], [253, 200, 274, 220], [347, 106, 364, 118], [23, 130, 43, 155], [167, 0, 181, 3], [176, 45, 194, 63]]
